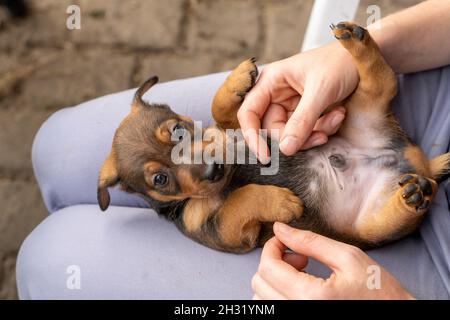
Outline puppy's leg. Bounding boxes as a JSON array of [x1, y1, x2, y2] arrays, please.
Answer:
[[330, 22, 404, 152], [331, 22, 397, 115], [215, 184, 303, 251], [212, 58, 258, 129], [356, 174, 438, 244], [182, 184, 303, 253], [430, 153, 450, 184]]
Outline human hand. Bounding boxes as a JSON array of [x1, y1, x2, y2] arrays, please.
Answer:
[[251, 222, 414, 300], [238, 42, 359, 163]]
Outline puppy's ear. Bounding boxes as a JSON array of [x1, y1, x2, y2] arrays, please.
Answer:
[[132, 76, 159, 111], [97, 152, 119, 211]]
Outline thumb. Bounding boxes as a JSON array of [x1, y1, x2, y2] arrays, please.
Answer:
[[279, 83, 330, 155], [273, 222, 350, 272]]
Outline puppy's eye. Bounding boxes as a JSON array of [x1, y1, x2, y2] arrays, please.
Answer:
[[171, 123, 187, 141], [153, 173, 168, 187]]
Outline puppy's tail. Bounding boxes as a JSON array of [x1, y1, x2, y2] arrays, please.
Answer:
[[430, 153, 450, 184]]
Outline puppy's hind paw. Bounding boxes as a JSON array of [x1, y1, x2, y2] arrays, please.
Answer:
[[398, 174, 438, 214], [330, 22, 366, 41]]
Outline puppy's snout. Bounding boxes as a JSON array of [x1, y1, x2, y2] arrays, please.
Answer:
[[203, 162, 224, 182]]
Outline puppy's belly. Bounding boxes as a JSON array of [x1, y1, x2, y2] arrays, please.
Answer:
[[307, 137, 400, 234]]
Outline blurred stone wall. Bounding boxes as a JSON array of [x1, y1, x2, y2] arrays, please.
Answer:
[[0, 0, 422, 299]]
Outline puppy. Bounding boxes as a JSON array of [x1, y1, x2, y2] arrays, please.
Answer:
[[98, 22, 450, 253]]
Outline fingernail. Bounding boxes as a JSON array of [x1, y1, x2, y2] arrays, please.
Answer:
[[258, 153, 271, 165], [280, 136, 300, 155], [331, 113, 345, 128], [274, 222, 292, 237], [257, 144, 271, 165]]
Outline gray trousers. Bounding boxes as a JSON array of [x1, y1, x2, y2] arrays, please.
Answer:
[[17, 66, 450, 299]]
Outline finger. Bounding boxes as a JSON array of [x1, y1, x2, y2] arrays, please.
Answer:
[[251, 274, 287, 300], [261, 103, 287, 140], [242, 128, 271, 164], [252, 294, 261, 300], [273, 222, 352, 272], [238, 77, 272, 164], [299, 131, 328, 150], [262, 95, 301, 139], [294, 107, 346, 150], [313, 106, 346, 136], [260, 235, 286, 259], [279, 83, 331, 155], [258, 237, 321, 299], [283, 252, 309, 270]]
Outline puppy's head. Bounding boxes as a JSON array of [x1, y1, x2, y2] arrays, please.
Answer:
[[97, 76, 232, 211]]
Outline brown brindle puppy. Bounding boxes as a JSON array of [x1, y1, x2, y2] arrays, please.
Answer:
[[98, 22, 450, 253]]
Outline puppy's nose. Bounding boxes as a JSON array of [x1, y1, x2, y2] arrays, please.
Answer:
[[203, 162, 224, 182]]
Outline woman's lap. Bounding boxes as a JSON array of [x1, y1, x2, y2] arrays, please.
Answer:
[[17, 205, 261, 299], [18, 67, 450, 299], [17, 204, 448, 299]]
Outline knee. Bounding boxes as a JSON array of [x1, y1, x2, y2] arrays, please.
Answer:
[[16, 228, 39, 299], [32, 108, 77, 211], [32, 109, 66, 170], [16, 206, 95, 299], [16, 210, 61, 299], [15, 205, 160, 299]]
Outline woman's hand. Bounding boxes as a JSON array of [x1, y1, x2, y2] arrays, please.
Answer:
[[251, 222, 414, 300], [238, 42, 359, 163]]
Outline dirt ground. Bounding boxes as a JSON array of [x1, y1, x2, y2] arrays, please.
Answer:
[[0, 0, 422, 299]]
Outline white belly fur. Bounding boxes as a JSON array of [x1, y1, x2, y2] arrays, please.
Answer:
[[306, 136, 400, 234]]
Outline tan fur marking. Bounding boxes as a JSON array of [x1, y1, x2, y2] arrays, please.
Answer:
[[179, 115, 193, 124], [177, 168, 201, 194], [99, 152, 119, 188], [98, 152, 120, 211], [155, 119, 178, 144], [403, 146, 430, 177], [430, 153, 450, 179], [356, 175, 438, 244], [183, 196, 222, 233], [144, 161, 164, 177], [147, 190, 190, 202], [143, 161, 166, 188], [216, 184, 303, 248], [356, 188, 413, 243]]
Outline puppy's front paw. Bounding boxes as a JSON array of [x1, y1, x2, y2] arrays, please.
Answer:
[[271, 187, 303, 222], [226, 57, 258, 99], [399, 174, 437, 214]]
